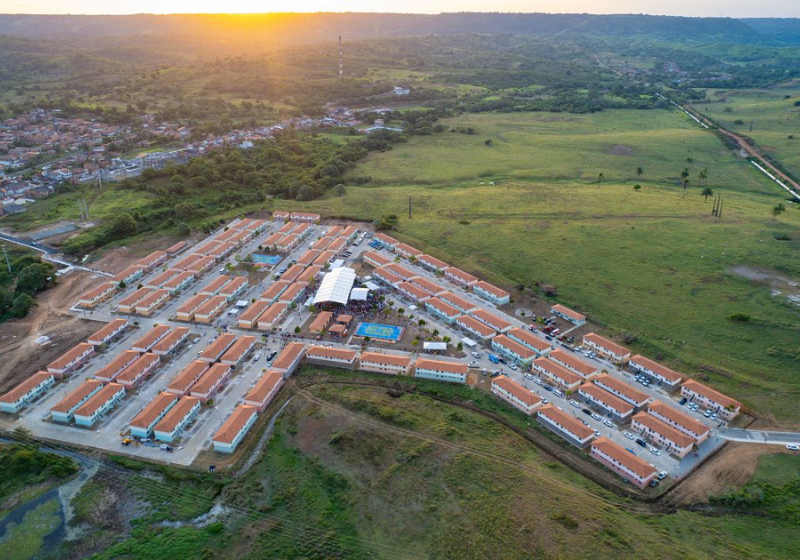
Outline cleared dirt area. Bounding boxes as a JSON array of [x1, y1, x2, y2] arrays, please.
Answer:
[[0, 271, 102, 393], [665, 443, 782, 506]]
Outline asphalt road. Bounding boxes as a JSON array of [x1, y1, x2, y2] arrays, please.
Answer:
[[720, 429, 800, 445]]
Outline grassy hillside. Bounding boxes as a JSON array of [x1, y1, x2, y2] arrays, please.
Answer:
[[69, 369, 800, 559], [279, 109, 800, 423], [693, 81, 800, 181]]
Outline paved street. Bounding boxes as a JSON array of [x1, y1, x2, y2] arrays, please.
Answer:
[[720, 429, 800, 445]]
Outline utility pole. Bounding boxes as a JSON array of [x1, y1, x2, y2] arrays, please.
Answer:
[[2, 245, 11, 273], [78, 199, 86, 221], [408, 196, 412, 219], [338, 36, 343, 80]]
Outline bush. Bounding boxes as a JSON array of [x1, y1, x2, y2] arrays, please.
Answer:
[[729, 313, 751, 322]]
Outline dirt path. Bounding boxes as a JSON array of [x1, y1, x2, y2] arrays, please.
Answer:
[[685, 105, 800, 192]]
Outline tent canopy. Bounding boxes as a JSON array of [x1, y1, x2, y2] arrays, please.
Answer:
[[350, 287, 369, 301], [313, 267, 356, 305]]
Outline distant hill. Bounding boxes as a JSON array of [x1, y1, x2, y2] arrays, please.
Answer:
[[0, 12, 791, 52], [741, 18, 800, 44]]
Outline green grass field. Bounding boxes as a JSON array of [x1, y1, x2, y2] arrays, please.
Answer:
[[351, 110, 777, 195], [280, 109, 800, 422], [694, 81, 800, 180]]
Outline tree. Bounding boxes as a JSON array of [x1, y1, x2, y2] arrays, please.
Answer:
[[633, 184, 641, 191], [598, 172, 604, 183], [680, 168, 690, 198], [10, 293, 36, 318], [701, 187, 714, 202], [333, 184, 347, 197], [296, 184, 316, 201], [15, 263, 52, 295], [698, 169, 708, 185], [110, 213, 137, 238], [636, 167, 643, 178], [485, 139, 493, 147], [772, 203, 786, 218], [294, 326, 301, 334]]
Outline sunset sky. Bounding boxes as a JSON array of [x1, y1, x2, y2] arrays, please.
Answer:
[[4, 1, 800, 18]]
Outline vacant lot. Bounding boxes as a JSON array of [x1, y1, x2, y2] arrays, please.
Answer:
[[694, 81, 800, 180], [280, 109, 800, 423], [351, 110, 776, 194]]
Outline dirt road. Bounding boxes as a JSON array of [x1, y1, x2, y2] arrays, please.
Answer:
[[685, 104, 800, 192]]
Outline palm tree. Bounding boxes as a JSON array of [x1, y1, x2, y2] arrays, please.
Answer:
[[698, 168, 708, 185], [636, 167, 644, 179], [701, 187, 714, 201], [772, 203, 786, 218], [680, 168, 690, 198], [598, 172, 604, 183]]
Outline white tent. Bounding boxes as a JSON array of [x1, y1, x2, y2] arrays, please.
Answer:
[[350, 287, 369, 301], [313, 267, 356, 305], [364, 281, 381, 292], [423, 342, 447, 352], [461, 337, 477, 348]]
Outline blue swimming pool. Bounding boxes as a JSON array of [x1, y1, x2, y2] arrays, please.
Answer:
[[252, 254, 282, 266], [354, 322, 404, 342]]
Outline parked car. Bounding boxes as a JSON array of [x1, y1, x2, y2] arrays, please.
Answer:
[[533, 377, 543, 386], [591, 413, 602, 421], [679, 397, 688, 405], [509, 364, 518, 371], [569, 400, 582, 408], [603, 419, 615, 428], [635, 438, 648, 448], [649, 480, 660, 488], [253, 353, 262, 361], [623, 431, 635, 440], [582, 408, 593, 416], [650, 447, 661, 456], [786, 444, 800, 451], [524, 373, 534, 380], [657, 471, 668, 480]]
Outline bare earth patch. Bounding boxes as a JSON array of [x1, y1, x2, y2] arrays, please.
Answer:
[[609, 144, 634, 156], [0, 271, 101, 393]]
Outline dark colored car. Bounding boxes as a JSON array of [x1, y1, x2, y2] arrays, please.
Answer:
[[582, 408, 593, 416], [635, 438, 647, 448]]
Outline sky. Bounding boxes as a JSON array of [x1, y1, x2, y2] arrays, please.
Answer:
[[3, 0, 800, 18]]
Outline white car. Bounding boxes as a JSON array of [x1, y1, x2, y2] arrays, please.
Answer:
[[524, 373, 534, 380], [650, 447, 661, 456], [623, 431, 635, 440], [533, 377, 543, 386], [471, 352, 481, 358], [786, 444, 800, 451], [569, 400, 582, 409], [603, 420, 615, 428], [591, 413, 602, 421]]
